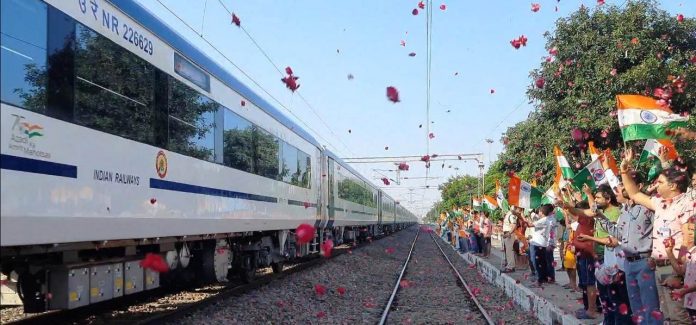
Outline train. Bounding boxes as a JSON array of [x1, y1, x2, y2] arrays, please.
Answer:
[[0, 0, 417, 312]]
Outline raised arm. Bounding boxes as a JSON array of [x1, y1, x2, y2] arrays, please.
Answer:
[[620, 148, 654, 210]]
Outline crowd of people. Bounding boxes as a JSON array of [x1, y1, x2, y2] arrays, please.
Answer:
[[437, 142, 695, 324]]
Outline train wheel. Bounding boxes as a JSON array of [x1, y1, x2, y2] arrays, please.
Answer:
[[271, 262, 284, 274], [240, 254, 257, 283]]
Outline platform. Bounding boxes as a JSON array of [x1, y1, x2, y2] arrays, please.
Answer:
[[452, 237, 604, 325]]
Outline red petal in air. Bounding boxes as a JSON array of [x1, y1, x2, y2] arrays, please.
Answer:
[[385, 146, 389, 150], [240, 100, 246, 107], [231, 13, 241, 27], [490, 89, 495, 94], [420, 155, 430, 162], [150, 198, 157, 204], [303, 201, 310, 209], [295, 223, 315, 244], [398, 163, 410, 171], [618, 303, 629, 315], [140, 253, 169, 273], [400, 40, 406, 47], [386, 86, 400, 103], [412, 8, 419, 15], [531, 3, 541, 12], [677, 14, 684, 22], [597, 0, 605, 5], [510, 39, 521, 49], [285, 66, 294, 75], [518, 35, 528, 46], [418, 1, 425, 9], [428, 132, 435, 139], [381, 177, 390, 186], [321, 239, 334, 257], [337, 287, 346, 295], [440, 4, 447, 11], [281, 76, 300, 92]]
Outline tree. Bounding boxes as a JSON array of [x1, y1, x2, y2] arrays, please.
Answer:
[[438, 175, 480, 211], [489, 0, 696, 190]]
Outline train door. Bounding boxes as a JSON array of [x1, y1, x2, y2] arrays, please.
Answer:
[[326, 158, 336, 229], [377, 191, 383, 234]]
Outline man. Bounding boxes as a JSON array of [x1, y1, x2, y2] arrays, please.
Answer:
[[527, 204, 555, 286], [481, 211, 493, 257], [578, 184, 640, 324], [621, 148, 695, 324], [502, 206, 521, 273], [587, 176, 660, 324]]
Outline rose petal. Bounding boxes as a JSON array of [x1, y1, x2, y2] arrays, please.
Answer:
[[295, 223, 315, 244], [386, 86, 400, 103]]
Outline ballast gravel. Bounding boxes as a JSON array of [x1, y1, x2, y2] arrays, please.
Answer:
[[175, 226, 540, 324]]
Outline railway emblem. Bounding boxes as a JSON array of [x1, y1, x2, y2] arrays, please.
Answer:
[[156, 150, 168, 178], [8, 114, 50, 159]]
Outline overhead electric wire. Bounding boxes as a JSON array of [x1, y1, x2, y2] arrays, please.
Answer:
[[153, 0, 346, 156], [215, 0, 355, 158]]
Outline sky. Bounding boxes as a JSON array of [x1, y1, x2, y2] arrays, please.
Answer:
[[137, 0, 691, 218]]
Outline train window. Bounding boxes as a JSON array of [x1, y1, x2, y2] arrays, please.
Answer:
[[74, 24, 155, 144], [298, 150, 311, 188], [280, 141, 298, 185], [0, 0, 47, 112], [279, 142, 311, 188], [252, 126, 279, 179], [168, 78, 217, 161], [223, 109, 254, 173]]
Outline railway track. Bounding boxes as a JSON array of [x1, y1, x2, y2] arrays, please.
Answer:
[[3, 234, 388, 325], [379, 228, 495, 325]]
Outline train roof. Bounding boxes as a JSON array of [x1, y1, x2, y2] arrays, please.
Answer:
[[114, 0, 322, 149]]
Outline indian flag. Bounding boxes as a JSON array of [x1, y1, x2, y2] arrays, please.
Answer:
[[482, 195, 498, 211], [588, 141, 601, 161], [508, 174, 543, 209], [554, 146, 575, 182], [603, 149, 619, 175], [639, 139, 678, 164], [616, 95, 689, 141], [573, 158, 607, 191], [472, 197, 482, 211], [496, 180, 509, 213], [639, 139, 678, 182], [541, 186, 557, 205]]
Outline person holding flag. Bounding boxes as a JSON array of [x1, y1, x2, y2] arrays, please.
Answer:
[[620, 147, 694, 324]]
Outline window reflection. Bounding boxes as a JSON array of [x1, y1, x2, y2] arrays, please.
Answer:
[[168, 79, 217, 161], [74, 25, 155, 144], [223, 109, 254, 173], [0, 0, 47, 112]]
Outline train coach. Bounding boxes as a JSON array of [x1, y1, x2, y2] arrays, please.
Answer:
[[0, 0, 417, 312]]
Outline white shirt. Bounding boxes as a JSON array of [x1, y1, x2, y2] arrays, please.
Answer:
[[530, 216, 551, 247], [502, 212, 517, 232]]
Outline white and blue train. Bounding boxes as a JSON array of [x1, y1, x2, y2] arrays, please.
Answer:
[[0, 0, 417, 312]]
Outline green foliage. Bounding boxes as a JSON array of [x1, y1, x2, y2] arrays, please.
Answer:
[[491, 0, 696, 189], [438, 175, 480, 210]]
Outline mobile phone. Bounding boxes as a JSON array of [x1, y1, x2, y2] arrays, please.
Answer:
[[591, 203, 598, 213]]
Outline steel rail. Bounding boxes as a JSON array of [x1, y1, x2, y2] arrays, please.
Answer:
[[428, 231, 495, 325], [377, 227, 420, 325]]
